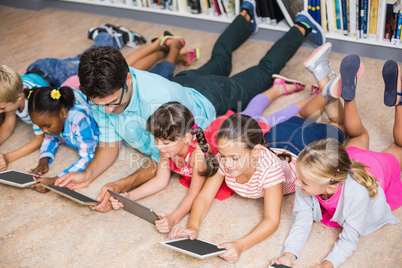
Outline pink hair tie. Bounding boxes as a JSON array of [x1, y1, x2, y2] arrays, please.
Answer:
[[192, 124, 198, 129], [204, 151, 208, 155]]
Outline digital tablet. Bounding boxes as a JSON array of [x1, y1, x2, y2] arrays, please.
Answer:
[[0, 169, 39, 188], [108, 189, 160, 224], [159, 238, 226, 259], [42, 184, 100, 206], [269, 264, 292, 268]]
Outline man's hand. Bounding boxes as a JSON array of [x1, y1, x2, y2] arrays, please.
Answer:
[[55, 172, 91, 190], [91, 182, 123, 213]]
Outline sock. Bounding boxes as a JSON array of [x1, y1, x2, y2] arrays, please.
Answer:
[[242, 94, 270, 120], [264, 104, 301, 127], [295, 21, 312, 36]]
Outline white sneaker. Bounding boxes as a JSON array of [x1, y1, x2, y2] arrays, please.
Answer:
[[303, 42, 332, 82]]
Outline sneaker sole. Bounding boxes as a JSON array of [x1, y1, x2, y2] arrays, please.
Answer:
[[303, 42, 332, 69], [383, 60, 399, 107], [329, 74, 342, 98], [340, 55, 362, 102]]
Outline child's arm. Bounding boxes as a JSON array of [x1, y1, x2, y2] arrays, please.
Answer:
[[0, 111, 16, 144], [2, 134, 44, 169], [169, 171, 224, 239], [218, 183, 283, 264], [271, 186, 315, 267], [55, 116, 99, 178], [125, 155, 172, 201], [155, 146, 207, 233]]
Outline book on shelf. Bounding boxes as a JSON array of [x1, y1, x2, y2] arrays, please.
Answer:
[[342, 0, 349, 35], [326, 0, 335, 32], [394, 10, 402, 44], [334, 0, 343, 33], [361, 0, 369, 38], [349, 0, 358, 38], [367, 0, 379, 40], [384, 3, 395, 40], [321, 0, 328, 31], [275, 0, 304, 26]]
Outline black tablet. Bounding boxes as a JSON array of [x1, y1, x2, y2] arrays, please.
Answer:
[[159, 238, 226, 259], [269, 264, 292, 268], [108, 189, 160, 224], [42, 184, 99, 206], [0, 170, 38, 188]]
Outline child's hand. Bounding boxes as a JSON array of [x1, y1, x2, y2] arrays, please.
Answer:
[[311, 261, 334, 268], [217, 241, 243, 264], [155, 213, 175, 233], [109, 192, 129, 210], [169, 226, 198, 240], [30, 177, 58, 193], [0, 153, 8, 171], [270, 252, 296, 267], [30, 158, 49, 176]]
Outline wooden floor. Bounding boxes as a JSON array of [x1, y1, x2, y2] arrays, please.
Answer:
[[0, 5, 401, 268]]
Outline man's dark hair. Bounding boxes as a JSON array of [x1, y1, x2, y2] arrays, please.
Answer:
[[78, 46, 129, 99]]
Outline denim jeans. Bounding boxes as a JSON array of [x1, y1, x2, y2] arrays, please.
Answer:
[[26, 32, 124, 88], [264, 116, 344, 155], [149, 61, 175, 80]]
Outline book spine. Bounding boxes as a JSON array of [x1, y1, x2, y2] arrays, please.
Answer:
[[334, 0, 342, 33], [362, 0, 368, 38], [368, 0, 379, 40], [321, 0, 328, 31], [350, 0, 357, 37], [341, 0, 348, 35], [326, 0, 335, 32], [396, 11, 402, 41]]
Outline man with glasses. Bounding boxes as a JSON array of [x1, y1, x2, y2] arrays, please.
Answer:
[[54, 46, 215, 212], [55, 1, 325, 212]]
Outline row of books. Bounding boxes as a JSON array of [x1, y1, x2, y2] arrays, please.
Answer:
[[99, 0, 291, 25], [308, 0, 402, 46], [94, 0, 402, 46]]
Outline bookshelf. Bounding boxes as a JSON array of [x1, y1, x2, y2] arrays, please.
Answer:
[[2, 0, 402, 61]]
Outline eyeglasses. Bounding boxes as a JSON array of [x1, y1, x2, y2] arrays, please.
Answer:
[[87, 80, 126, 108]]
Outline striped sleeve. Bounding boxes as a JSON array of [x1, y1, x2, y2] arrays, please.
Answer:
[[39, 135, 60, 164], [57, 109, 99, 177], [260, 158, 286, 189]]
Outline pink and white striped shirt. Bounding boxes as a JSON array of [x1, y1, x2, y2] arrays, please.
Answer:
[[218, 146, 297, 198]]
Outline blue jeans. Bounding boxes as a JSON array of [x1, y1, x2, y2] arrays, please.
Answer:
[[149, 61, 175, 80], [26, 32, 124, 88], [264, 116, 344, 155]]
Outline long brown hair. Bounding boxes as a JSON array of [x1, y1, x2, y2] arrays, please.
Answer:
[[217, 114, 292, 162], [146, 102, 218, 177], [297, 138, 378, 198]]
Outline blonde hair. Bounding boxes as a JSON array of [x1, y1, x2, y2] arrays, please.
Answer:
[[0, 65, 23, 103], [297, 138, 378, 198]]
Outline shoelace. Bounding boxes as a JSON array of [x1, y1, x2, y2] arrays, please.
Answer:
[[99, 25, 123, 49]]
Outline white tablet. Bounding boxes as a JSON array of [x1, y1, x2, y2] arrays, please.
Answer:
[[108, 189, 160, 224], [42, 184, 100, 206], [0, 169, 39, 188], [159, 238, 226, 259]]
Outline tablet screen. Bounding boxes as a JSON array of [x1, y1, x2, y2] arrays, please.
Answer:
[[0, 170, 38, 188], [42, 184, 99, 205], [159, 238, 226, 259]]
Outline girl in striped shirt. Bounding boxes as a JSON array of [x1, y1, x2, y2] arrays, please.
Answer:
[[170, 114, 298, 263], [26, 86, 99, 193]]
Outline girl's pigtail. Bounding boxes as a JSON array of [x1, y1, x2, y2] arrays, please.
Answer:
[[58, 86, 75, 110], [193, 126, 219, 177], [349, 160, 378, 198], [260, 136, 292, 163]]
